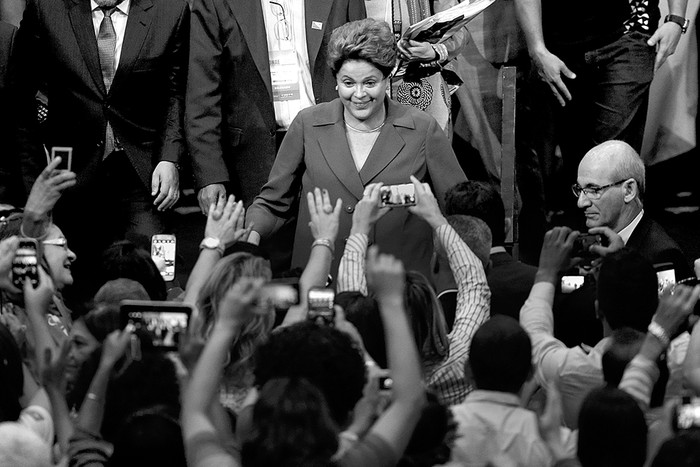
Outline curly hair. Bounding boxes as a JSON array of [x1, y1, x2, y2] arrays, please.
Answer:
[[254, 321, 366, 426], [242, 378, 339, 467], [327, 18, 397, 77], [196, 252, 274, 385]]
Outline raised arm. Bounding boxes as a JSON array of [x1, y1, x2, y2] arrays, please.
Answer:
[[182, 278, 262, 467], [337, 183, 389, 294], [361, 246, 425, 459], [280, 188, 342, 327], [21, 157, 76, 238]]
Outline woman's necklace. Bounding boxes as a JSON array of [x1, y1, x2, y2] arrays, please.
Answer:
[[345, 120, 386, 133]]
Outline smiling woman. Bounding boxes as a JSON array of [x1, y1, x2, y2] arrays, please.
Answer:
[[247, 18, 467, 277]]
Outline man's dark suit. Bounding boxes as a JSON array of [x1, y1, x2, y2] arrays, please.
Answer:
[[627, 213, 693, 281], [487, 251, 537, 320], [0, 21, 22, 206], [14, 0, 189, 299], [186, 0, 366, 204]]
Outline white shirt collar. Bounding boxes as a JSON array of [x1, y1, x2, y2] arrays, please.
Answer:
[[91, 0, 130, 15], [618, 209, 644, 245]]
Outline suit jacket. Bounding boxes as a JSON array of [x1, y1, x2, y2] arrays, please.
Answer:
[[186, 0, 366, 203], [627, 212, 693, 281], [15, 0, 189, 194], [487, 251, 537, 320], [247, 98, 468, 277], [0, 21, 21, 205]]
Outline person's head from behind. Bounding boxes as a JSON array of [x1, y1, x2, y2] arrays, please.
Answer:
[[243, 377, 339, 467], [651, 431, 700, 467], [602, 327, 645, 387], [327, 18, 396, 125], [335, 291, 387, 368], [107, 405, 186, 467], [445, 181, 507, 247], [196, 252, 274, 382], [597, 248, 658, 334], [577, 387, 647, 467], [254, 321, 365, 427], [0, 422, 52, 467], [100, 240, 166, 301], [469, 315, 532, 394], [446, 214, 492, 271], [575, 140, 645, 231], [404, 271, 449, 361], [93, 278, 150, 308]]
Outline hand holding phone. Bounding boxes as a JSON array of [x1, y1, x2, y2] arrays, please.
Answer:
[[119, 300, 192, 351], [380, 184, 416, 207], [572, 233, 602, 260], [50, 147, 73, 172], [307, 287, 335, 326], [151, 234, 176, 281]]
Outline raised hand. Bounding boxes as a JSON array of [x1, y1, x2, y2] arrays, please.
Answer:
[[653, 284, 700, 340], [216, 277, 265, 328], [40, 338, 71, 391], [307, 187, 342, 242], [350, 183, 390, 236], [100, 327, 134, 369], [366, 245, 405, 300], [205, 194, 251, 248], [407, 175, 446, 229], [536, 227, 579, 284]]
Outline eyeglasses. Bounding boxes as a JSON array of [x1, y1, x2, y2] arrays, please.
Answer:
[[269, 1, 291, 41], [571, 180, 627, 200], [43, 238, 68, 250]]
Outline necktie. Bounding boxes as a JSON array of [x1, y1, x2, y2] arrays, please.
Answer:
[[97, 7, 117, 157]]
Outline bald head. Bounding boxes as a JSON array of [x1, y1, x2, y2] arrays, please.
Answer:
[[576, 140, 645, 231]]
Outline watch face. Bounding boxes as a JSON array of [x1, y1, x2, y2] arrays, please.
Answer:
[[202, 237, 220, 248]]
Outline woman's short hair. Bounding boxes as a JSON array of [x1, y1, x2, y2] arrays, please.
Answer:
[[327, 18, 397, 78], [196, 252, 274, 383]]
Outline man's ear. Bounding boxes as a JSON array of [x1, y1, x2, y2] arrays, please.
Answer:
[[623, 179, 638, 203]]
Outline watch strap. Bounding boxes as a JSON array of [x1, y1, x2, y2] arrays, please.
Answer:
[[665, 14, 689, 33]]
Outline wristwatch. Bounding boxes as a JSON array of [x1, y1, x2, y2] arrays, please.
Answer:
[[665, 14, 689, 34], [199, 237, 225, 255]]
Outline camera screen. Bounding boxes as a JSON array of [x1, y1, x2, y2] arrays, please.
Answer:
[[12, 242, 39, 288], [677, 403, 700, 430], [152, 236, 176, 280], [380, 184, 416, 207], [126, 311, 188, 350]]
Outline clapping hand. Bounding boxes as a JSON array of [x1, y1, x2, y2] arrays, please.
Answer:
[[205, 194, 251, 248], [307, 187, 342, 242], [350, 183, 390, 236]]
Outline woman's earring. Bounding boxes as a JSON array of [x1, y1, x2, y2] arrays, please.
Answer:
[[335, 85, 338, 91]]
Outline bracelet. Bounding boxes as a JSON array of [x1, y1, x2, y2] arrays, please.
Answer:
[[86, 393, 100, 402], [311, 238, 334, 255], [648, 321, 670, 347], [339, 430, 359, 444]]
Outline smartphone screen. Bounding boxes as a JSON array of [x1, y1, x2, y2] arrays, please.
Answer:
[[51, 147, 72, 171], [561, 275, 585, 294], [307, 287, 335, 326], [380, 184, 416, 207], [119, 300, 192, 351], [654, 262, 676, 296], [12, 238, 39, 289], [151, 234, 176, 281]]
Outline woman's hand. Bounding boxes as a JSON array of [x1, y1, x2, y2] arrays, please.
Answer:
[[100, 328, 133, 370], [216, 277, 265, 329], [0, 236, 20, 294], [23, 157, 77, 235], [40, 338, 71, 392], [350, 183, 390, 236], [366, 246, 405, 301], [398, 39, 437, 62], [204, 194, 251, 247], [23, 266, 55, 315], [307, 187, 342, 242]]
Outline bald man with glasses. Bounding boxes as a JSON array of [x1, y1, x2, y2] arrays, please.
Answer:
[[575, 140, 692, 280]]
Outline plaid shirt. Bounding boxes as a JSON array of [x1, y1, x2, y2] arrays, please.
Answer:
[[337, 224, 490, 406]]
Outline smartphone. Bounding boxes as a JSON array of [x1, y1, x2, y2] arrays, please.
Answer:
[[380, 184, 416, 207], [307, 287, 335, 326], [673, 397, 700, 431], [151, 234, 176, 282], [561, 275, 585, 294], [572, 233, 602, 259], [51, 147, 72, 171], [654, 262, 676, 296], [12, 238, 39, 289], [260, 278, 300, 309], [119, 300, 193, 351]]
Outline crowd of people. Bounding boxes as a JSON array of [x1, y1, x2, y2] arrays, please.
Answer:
[[0, 0, 699, 466]]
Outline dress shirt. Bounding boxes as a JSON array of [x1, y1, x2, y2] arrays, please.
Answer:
[[520, 281, 609, 428], [91, 0, 130, 70], [338, 224, 490, 406], [444, 389, 576, 466], [618, 209, 644, 245]]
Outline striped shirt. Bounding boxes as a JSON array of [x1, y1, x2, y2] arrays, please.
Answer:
[[337, 224, 490, 406]]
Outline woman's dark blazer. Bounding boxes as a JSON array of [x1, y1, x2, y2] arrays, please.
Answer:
[[247, 97, 467, 277]]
